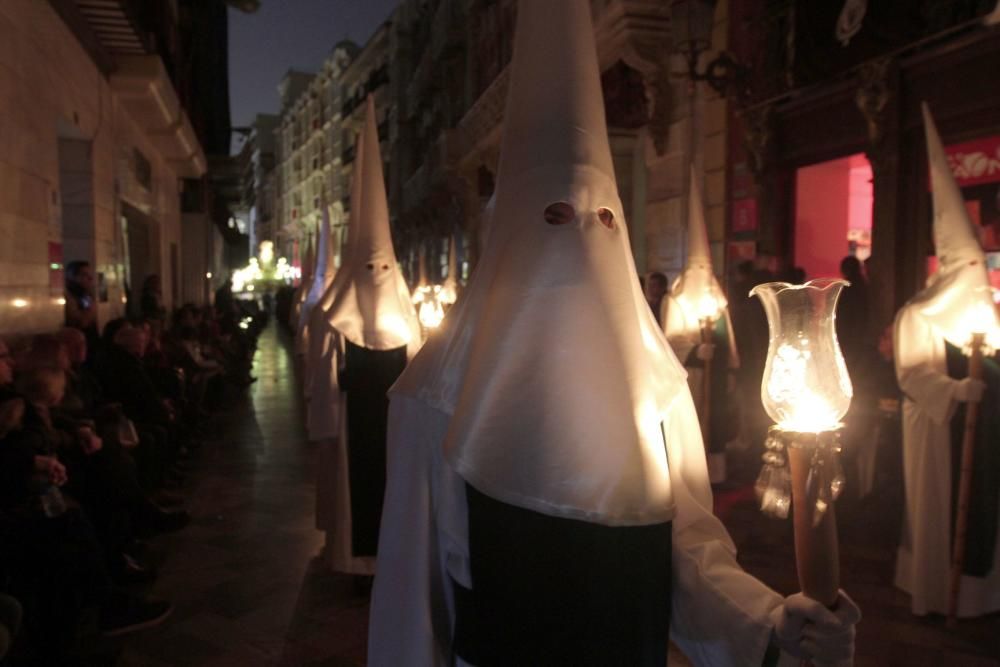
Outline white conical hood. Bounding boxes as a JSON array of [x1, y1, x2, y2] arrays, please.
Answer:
[[925, 104, 985, 268], [439, 235, 458, 304], [302, 205, 334, 325], [315, 130, 364, 316], [908, 104, 1000, 348], [392, 0, 687, 526], [664, 166, 737, 365], [324, 96, 420, 351], [306, 205, 336, 308]]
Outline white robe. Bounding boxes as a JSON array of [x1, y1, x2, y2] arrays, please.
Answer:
[[368, 391, 786, 667], [308, 324, 373, 575], [894, 303, 1000, 617]]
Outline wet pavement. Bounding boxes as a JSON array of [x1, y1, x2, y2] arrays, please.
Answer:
[[115, 324, 1000, 666], [118, 325, 367, 666]]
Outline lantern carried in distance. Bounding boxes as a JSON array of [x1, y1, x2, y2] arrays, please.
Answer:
[[751, 278, 852, 609]]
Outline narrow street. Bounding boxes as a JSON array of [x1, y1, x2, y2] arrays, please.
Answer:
[[112, 323, 1000, 667], [118, 325, 368, 666]]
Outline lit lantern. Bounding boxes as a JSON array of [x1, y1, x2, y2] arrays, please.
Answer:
[[751, 278, 852, 609], [412, 284, 445, 332], [753, 279, 853, 433]]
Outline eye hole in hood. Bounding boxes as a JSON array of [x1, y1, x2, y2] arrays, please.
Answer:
[[544, 201, 575, 226], [597, 207, 615, 230]]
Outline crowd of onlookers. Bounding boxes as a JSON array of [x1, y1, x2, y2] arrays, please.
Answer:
[[0, 263, 264, 664]]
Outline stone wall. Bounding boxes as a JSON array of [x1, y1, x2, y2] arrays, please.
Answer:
[[0, 0, 186, 335]]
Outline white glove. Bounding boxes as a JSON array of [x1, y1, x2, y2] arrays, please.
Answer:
[[955, 378, 986, 403], [696, 343, 715, 361], [770, 590, 861, 666]]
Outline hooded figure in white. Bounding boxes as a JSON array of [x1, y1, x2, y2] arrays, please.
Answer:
[[310, 98, 421, 575], [368, 2, 859, 665], [289, 230, 315, 332], [894, 104, 1000, 618], [663, 167, 741, 484], [295, 203, 336, 358]]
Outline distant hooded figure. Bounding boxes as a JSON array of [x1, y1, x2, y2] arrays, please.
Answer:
[[295, 204, 335, 358], [894, 104, 1000, 618], [367, 2, 859, 665], [309, 97, 421, 576], [289, 230, 315, 334], [662, 167, 740, 484]]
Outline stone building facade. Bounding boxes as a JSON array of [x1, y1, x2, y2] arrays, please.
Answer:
[[274, 28, 394, 276], [0, 0, 234, 335], [237, 113, 279, 256], [725, 0, 1000, 330], [271, 0, 734, 289]]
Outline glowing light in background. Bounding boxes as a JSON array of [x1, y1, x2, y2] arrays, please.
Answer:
[[11, 299, 28, 309], [412, 284, 446, 329]]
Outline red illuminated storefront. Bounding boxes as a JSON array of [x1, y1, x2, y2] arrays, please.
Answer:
[[724, 1, 1000, 329]]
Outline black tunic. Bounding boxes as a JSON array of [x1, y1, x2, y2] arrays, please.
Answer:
[[455, 484, 672, 666], [338, 340, 408, 557]]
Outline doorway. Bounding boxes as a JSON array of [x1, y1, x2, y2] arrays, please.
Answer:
[[794, 154, 873, 280], [122, 203, 160, 318]]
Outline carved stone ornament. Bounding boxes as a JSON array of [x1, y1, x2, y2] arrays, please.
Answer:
[[645, 61, 674, 157], [855, 57, 892, 146]]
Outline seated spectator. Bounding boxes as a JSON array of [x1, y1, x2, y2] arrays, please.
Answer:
[[0, 383, 172, 661]]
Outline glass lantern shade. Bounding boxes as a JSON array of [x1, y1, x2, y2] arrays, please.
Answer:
[[751, 279, 853, 433]]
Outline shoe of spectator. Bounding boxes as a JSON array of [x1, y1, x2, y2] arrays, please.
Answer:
[[100, 597, 173, 637], [113, 553, 158, 585], [124, 539, 149, 559]]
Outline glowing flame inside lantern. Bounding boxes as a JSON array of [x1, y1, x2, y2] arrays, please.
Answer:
[[766, 344, 843, 432], [412, 284, 446, 329], [957, 301, 1000, 351]]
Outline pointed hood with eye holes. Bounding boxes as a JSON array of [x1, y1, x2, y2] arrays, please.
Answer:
[[391, 0, 687, 527], [323, 96, 420, 353], [907, 103, 1000, 349], [665, 166, 739, 367]]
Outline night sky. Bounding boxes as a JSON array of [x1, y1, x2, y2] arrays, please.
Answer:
[[228, 0, 401, 141]]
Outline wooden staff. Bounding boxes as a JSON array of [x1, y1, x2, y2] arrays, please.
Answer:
[[788, 443, 841, 608], [947, 331, 986, 628], [699, 317, 714, 449]]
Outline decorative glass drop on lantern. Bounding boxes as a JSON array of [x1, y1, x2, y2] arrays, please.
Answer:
[[751, 279, 853, 433], [750, 279, 853, 523]]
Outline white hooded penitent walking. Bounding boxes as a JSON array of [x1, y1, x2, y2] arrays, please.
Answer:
[[368, 1, 859, 665], [310, 97, 420, 575], [289, 229, 315, 333], [663, 166, 740, 483], [894, 103, 1000, 618], [295, 202, 336, 358]]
